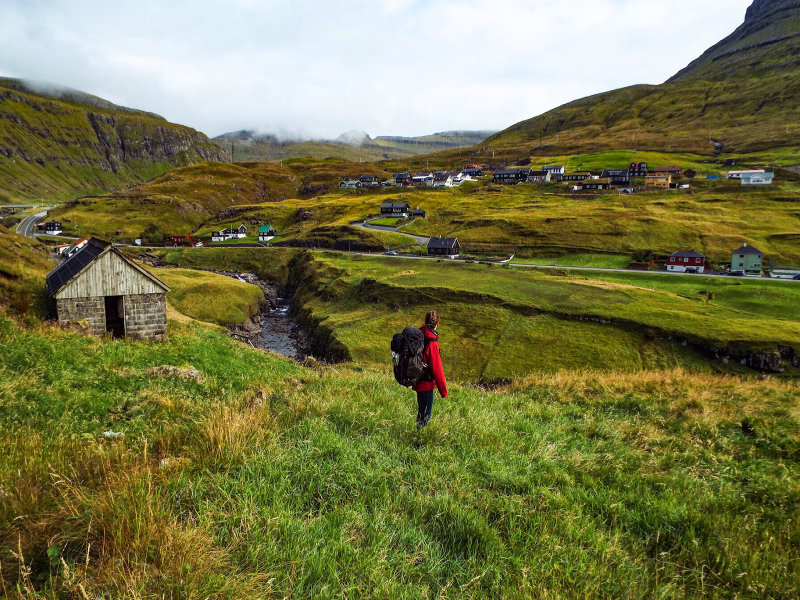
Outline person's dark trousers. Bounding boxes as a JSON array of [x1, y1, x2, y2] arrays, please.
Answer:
[[417, 390, 434, 428]]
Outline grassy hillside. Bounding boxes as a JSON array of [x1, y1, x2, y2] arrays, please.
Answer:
[[214, 130, 495, 163], [151, 268, 264, 327], [1, 313, 798, 597], [484, 0, 800, 156], [0, 225, 54, 320], [0, 78, 228, 204], [50, 152, 800, 263], [47, 160, 415, 250], [285, 251, 800, 380]]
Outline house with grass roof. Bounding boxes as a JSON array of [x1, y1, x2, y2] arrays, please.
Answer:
[[732, 244, 763, 274]]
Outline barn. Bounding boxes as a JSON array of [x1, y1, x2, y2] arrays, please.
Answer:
[[46, 239, 171, 341]]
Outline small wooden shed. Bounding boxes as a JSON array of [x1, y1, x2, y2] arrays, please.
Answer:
[[46, 239, 171, 341]]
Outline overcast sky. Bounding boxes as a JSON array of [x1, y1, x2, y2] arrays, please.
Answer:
[[0, 0, 752, 139]]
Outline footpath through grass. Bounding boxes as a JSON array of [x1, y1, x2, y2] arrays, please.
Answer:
[[0, 314, 798, 598]]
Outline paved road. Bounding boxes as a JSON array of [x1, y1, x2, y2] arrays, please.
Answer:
[[353, 221, 430, 246], [16, 210, 50, 238], [129, 243, 799, 284]]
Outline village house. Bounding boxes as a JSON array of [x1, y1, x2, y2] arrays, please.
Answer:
[[646, 173, 672, 188], [601, 169, 631, 185], [732, 243, 763, 274], [542, 165, 565, 176], [171, 235, 196, 248], [526, 170, 551, 184], [433, 172, 454, 188], [493, 168, 531, 184], [413, 172, 434, 186], [667, 249, 707, 273], [259, 224, 277, 242], [629, 162, 648, 177], [46, 238, 171, 341], [652, 166, 682, 177], [381, 202, 411, 218], [580, 178, 612, 191], [427, 236, 460, 258], [412, 208, 427, 219], [741, 172, 774, 185], [394, 172, 413, 187], [462, 166, 483, 178], [451, 172, 475, 186], [339, 179, 362, 189], [726, 169, 764, 180], [563, 172, 592, 182], [359, 175, 380, 188], [211, 224, 247, 243], [37, 221, 63, 235], [60, 237, 90, 258], [682, 169, 697, 179]]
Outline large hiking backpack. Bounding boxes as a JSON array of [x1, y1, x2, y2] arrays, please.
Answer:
[[391, 327, 435, 387]]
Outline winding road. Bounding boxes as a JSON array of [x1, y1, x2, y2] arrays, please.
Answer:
[[16, 209, 51, 238], [353, 220, 430, 247]]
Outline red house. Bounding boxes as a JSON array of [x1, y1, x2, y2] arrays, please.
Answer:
[[683, 169, 697, 179], [667, 249, 706, 273]]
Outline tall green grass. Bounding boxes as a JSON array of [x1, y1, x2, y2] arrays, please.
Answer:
[[1, 315, 798, 598]]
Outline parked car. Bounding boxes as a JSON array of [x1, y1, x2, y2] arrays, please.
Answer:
[[793, 273, 800, 280], [685, 267, 698, 274], [730, 270, 745, 277], [384, 251, 397, 256]]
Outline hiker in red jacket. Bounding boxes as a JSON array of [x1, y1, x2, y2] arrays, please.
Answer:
[[413, 311, 448, 429]]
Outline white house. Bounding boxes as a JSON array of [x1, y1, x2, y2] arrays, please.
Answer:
[[542, 165, 565, 176], [433, 173, 454, 188], [413, 172, 434, 186], [741, 172, 774, 186], [526, 171, 551, 184], [451, 172, 475, 186], [212, 225, 247, 243], [726, 170, 764, 180]]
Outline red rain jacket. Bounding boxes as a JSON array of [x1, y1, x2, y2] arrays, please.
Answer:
[[412, 325, 448, 398]]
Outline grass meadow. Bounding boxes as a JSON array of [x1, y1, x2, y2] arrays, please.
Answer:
[[290, 252, 800, 381], [1, 314, 798, 598], [152, 268, 265, 326]]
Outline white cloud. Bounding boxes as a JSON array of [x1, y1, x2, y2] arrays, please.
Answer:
[[0, 0, 753, 138]]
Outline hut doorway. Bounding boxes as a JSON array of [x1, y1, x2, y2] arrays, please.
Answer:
[[104, 296, 126, 338]]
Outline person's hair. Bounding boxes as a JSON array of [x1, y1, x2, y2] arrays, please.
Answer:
[[425, 311, 439, 330]]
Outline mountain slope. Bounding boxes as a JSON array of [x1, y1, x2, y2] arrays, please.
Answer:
[[486, 0, 800, 155], [0, 78, 229, 204], [213, 130, 495, 162]]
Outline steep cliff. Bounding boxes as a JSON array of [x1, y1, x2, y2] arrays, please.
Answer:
[[0, 79, 228, 203]]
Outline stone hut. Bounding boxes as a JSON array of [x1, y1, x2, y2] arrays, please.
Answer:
[[46, 239, 171, 341]]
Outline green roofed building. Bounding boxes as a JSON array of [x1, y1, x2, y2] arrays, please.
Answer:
[[259, 224, 277, 242], [732, 244, 763, 274]]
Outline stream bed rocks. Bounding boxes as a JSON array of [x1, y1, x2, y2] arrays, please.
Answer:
[[214, 271, 312, 360]]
